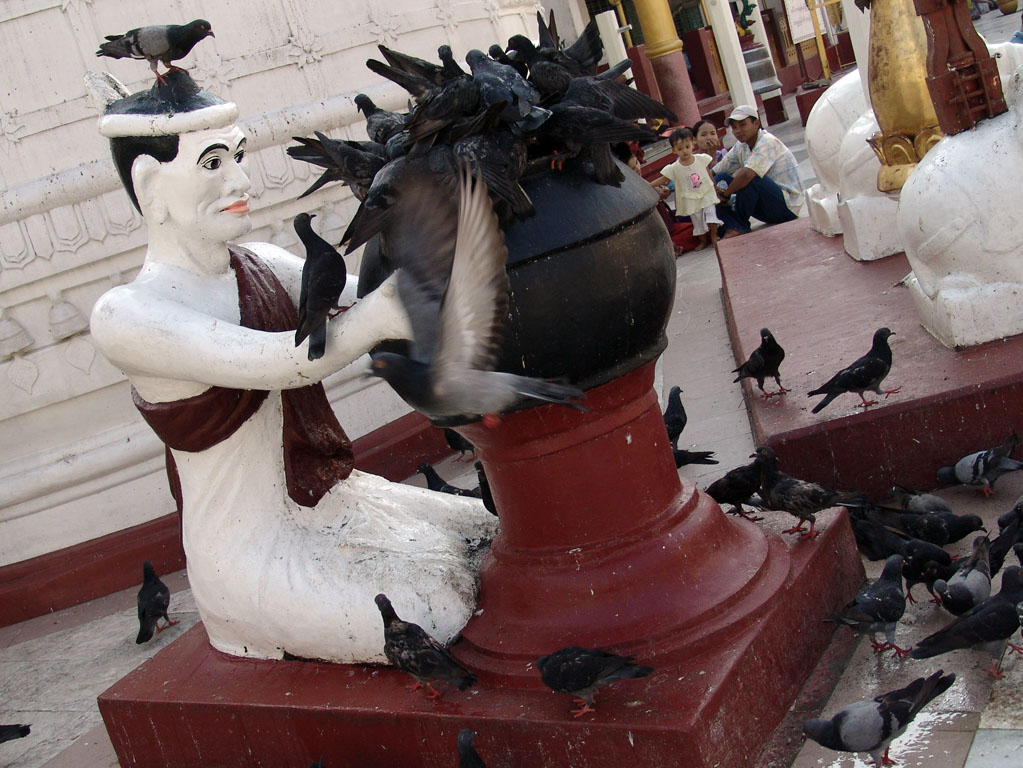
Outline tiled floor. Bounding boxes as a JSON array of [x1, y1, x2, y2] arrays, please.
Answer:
[[3, 14, 1023, 765]]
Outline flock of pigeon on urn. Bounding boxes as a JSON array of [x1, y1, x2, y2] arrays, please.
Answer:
[[63, 14, 1023, 768]]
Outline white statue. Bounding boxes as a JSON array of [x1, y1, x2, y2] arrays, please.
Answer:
[[897, 65, 1023, 348], [88, 72, 497, 664]]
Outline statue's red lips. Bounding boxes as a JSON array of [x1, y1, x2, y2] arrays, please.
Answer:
[[222, 200, 249, 214]]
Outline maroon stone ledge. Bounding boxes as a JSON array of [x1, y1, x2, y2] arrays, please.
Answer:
[[97, 509, 863, 768], [0, 411, 449, 628], [718, 218, 1023, 499]]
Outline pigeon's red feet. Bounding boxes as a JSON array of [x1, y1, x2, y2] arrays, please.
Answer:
[[734, 507, 764, 522], [905, 588, 917, 604], [930, 595, 942, 605], [857, 396, 878, 409], [550, 152, 565, 171], [798, 525, 819, 541], [869, 638, 891, 653], [882, 386, 902, 398], [425, 684, 444, 700], [570, 700, 596, 718], [987, 660, 1005, 679], [482, 413, 501, 428], [782, 522, 807, 534], [982, 485, 994, 498], [877, 746, 896, 766], [1008, 642, 1023, 655], [888, 644, 912, 658]]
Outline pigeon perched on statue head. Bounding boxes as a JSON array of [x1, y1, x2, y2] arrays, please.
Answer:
[[536, 645, 653, 718], [365, 163, 586, 425], [293, 212, 348, 361], [825, 553, 909, 655], [732, 327, 787, 399], [96, 20, 214, 84], [136, 560, 178, 644], [807, 327, 899, 413], [937, 432, 1023, 497], [374, 593, 476, 698], [802, 670, 955, 767]]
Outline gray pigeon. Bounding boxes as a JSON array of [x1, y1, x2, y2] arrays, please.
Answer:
[[96, 20, 214, 83], [807, 327, 899, 413], [937, 433, 1023, 497], [294, 213, 347, 361], [464, 49, 549, 130], [136, 560, 177, 644], [354, 93, 409, 145], [803, 670, 955, 767], [457, 729, 487, 768], [889, 485, 952, 515], [825, 554, 909, 655], [911, 565, 1023, 678], [374, 593, 476, 698], [367, 165, 585, 424], [536, 646, 654, 718], [934, 536, 992, 616]]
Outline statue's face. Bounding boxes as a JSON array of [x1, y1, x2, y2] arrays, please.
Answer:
[[146, 124, 252, 242]]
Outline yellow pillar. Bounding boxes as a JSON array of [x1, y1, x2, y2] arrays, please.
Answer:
[[631, 0, 699, 125]]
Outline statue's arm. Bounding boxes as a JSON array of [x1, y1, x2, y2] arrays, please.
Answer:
[[89, 273, 411, 391]]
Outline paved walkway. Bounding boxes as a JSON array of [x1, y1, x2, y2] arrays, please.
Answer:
[[3, 14, 1023, 765]]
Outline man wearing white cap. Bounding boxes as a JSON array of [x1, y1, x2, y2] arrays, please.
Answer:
[[712, 105, 803, 238]]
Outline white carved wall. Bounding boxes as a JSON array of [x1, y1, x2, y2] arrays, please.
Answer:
[[0, 0, 546, 566]]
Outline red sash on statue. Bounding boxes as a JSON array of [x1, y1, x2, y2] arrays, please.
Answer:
[[133, 244, 354, 510]]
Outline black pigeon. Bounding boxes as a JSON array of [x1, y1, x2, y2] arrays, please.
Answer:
[[457, 729, 486, 768], [526, 16, 604, 77], [538, 103, 657, 186], [826, 554, 909, 655], [990, 496, 1023, 575], [417, 461, 481, 498], [474, 460, 497, 516], [376, 44, 451, 87], [937, 433, 1023, 497], [902, 538, 955, 604], [96, 19, 214, 83], [0, 724, 30, 744], [488, 44, 528, 79], [673, 448, 718, 467], [287, 132, 385, 199], [889, 485, 952, 515], [807, 327, 899, 413], [294, 213, 347, 361], [858, 503, 952, 547], [848, 514, 909, 561], [934, 536, 992, 616], [662, 386, 687, 449], [374, 593, 476, 698], [464, 49, 549, 131], [444, 427, 475, 460], [802, 670, 955, 767], [911, 565, 1023, 678], [453, 128, 534, 221], [366, 165, 586, 423], [536, 646, 653, 718], [732, 328, 787, 399], [706, 459, 765, 521], [354, 93, 409, 145], [136, 560, 177, 644], [754, 446, 865, 540], [561, 67, 677, 123], [506, 35, 574, 99]]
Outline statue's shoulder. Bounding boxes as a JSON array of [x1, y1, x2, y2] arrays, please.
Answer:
[[237, 241, 303, 270]]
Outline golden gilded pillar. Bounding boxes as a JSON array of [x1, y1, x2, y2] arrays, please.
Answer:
[[865, 0, 943, 191]]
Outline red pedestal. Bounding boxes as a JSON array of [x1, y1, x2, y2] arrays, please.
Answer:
[[99, 360, 865, 768]]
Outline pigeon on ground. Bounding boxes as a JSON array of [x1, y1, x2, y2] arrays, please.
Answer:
[[0, 724, 31, 744], [474, 460, 497, 515], [934, 536, 992, 616], [366, 165, 586, 424], [374, 593, 476, 698], [354, 93, 409, 145], [802, 670, 956, 767], [807, 327, 899, 413], [444, 428, 476, 460], [859, 502, 985, 547], [662, 385, 687, 449], [847, 514, 909, 561], [417, 461, 481, 498], [901, 538, 955, 604], [705, 458, 764, 521], [136, 560, 178, 644], [673, 448, 718, 467], [287, 132, 385, 199], [910, 565, 1023, 678], [754, 446, 866, 540], [732, 328, 788, 398], [96, 20, 214, 84], [826, 554, 909, 655], [990, 497, 1023, 575], [889, 485, 952, 515], [457, 729, 487, 768], [937, 433, 1023, 497], [294, 213, 348, 361], [536, 646, 653, 718]]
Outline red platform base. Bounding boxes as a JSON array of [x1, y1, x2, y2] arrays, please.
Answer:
[[98, 510, 862, 768], [719, 219, 1023, 499]]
